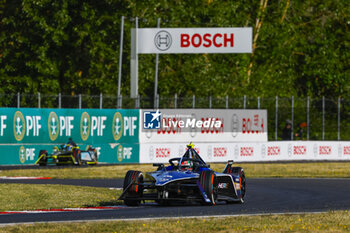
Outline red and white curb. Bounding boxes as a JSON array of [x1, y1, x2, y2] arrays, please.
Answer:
[[0, 176, 52, 180], [0, 206, 128, 215]]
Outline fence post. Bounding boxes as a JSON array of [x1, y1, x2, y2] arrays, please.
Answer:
[[38, 92, 41, 108], [243, 95, 246, 109], [174, 93, 177, 109], [59, 93, 61, 109], [291, 96, 294, 140], [322, 96, 325, 140], [79, 94, 82, 109], [209, 96, 212, 109], [17, 92, 20, 108], [307, 96, 310, 140], [225, 96, 228, 109], [275, 96, 278, 140], [192, 95, 195, 109], [99, 93, 103, 109], [338, 97, 341, 140], [257, 96, 260, 109]]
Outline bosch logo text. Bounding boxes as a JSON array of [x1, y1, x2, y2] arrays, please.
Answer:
[[180, 33, 234, 48]]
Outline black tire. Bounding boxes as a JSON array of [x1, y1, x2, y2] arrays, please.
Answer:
[[199, 170, 218, 205], [38, 150, 47, 166], [123, 170, 143, 206], [228, 167, 246, 203]]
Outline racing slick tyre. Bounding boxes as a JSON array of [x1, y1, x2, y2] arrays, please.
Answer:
[[225, 167, 246, 203], [38, 150, 48, 166], [123, 170, 144, 206], [199, 170, 218, 205]]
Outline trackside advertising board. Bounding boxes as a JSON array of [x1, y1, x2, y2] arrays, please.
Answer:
[[139, 141, 350, 163], [136, 28, 252, 54], [0, 108, 139, 165], [140, 109, 268, 143]]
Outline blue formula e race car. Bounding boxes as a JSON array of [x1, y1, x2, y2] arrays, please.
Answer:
[[118, 143, 246, 206]]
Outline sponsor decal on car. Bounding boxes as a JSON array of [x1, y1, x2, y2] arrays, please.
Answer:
[[218, 183, 228, 189]]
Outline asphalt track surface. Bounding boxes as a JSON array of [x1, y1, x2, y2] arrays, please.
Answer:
[[1, 178, 350, 224]]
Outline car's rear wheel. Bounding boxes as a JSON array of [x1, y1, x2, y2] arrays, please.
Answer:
[[199, 170, 218, 205], [123, 170, 143, 206]]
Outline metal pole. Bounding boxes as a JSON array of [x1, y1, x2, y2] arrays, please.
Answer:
[[135, 95, 140, 109], [117, 16, 124, 98], [156, 94, 159, 109], [154, 18, 161, 108], [59, 93, 61, 109], [38, 92, 41, 108], [322, 96, 325, 140], [174, 93, 177, 109], [130, 17, 139, 98], [192, 95, 195, 109], [257, 96, 260, 109], [225, 96, 228, 109], [79, 94, 82, 109], [338, 97, 341, 140], [17, 92, 20, 108], [243, 95, 246, 109], [99, 93, 103, 109], [291, 96, 294, 140], [307, 96, 310, 140], [117, 95, 123, 109], [275, 96, 278, 140], [209, 96, 212, 109]]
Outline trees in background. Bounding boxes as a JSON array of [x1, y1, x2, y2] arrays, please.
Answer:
[[0, 0, 349, 99]]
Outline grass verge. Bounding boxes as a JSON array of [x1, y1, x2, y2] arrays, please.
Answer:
[[0, 211, 349, 232], [1, 162, 350, 179], [0, 184, 122, 211]]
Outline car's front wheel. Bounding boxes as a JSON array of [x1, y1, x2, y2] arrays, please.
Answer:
[[199, 170, 218, 205], [123, 170, 143, 206]]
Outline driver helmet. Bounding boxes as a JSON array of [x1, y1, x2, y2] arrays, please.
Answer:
[[181, 160, 193, 171]]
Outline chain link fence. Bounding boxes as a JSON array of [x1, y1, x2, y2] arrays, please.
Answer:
[[1, 93, 349, 141]]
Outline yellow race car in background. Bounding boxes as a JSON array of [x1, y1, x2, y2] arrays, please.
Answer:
[[35, 144, 98, 166]]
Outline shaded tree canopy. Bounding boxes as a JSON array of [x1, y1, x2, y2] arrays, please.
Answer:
[[0, 0, 349, 98]]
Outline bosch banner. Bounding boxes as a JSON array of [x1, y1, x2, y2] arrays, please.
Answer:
[[140, 109, 268, 143], [135, 28, 252, 54], [0, 108, 139, 165]]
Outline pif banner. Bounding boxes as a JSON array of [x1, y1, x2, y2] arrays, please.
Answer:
[[0, 108, 138, 144], [0, 108, 139, 165]]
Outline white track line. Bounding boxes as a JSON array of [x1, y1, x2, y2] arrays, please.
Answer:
[[0, 176, 52, 180], [0, 210, 342, 227]]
